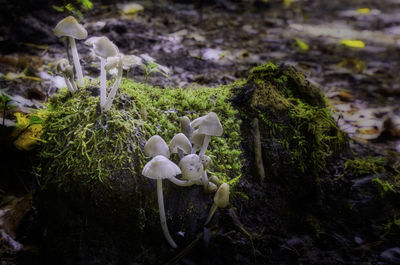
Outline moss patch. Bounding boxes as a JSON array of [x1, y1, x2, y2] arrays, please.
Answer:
[[39, 79, 242, 191], [234, 63, 347, 179]]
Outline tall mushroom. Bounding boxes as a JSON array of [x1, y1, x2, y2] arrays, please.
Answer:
[[191, 112, 223, 156], [170, 133, 191, 159], [205, 183, 230, 225], [85, 36, 119, 109], [142, 155, 181, 248], [54, 16, 87, 87], [103, 54, 142, 111]]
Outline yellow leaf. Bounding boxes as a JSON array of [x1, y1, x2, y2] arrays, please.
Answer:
[[284, 0, 292, 7], [122, 3, 144, 14], [14, 113, 30, 128], [295, 38, 309, 51], [340, 39, 365, 48], [13, 112, 46, 151], [357, 8, 370, 14], [13, 124, 43, 151]]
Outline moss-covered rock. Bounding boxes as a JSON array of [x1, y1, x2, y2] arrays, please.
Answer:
[[38, 63, 349, 263], [39, 80, 243, 262], [232, 63, 348, 210]]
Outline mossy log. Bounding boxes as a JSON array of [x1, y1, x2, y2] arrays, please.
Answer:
[[38, 63, 347, 264]]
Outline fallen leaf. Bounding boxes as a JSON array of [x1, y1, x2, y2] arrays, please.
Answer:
[[340, 39, 365, 48], [357, 8, 370, 14], [121, 2, 144, 14], [295, 38, 309, 51]]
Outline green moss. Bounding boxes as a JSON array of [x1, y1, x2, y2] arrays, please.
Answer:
[[344, 156, 386, 177], [372, 178, 396, 197], [240, 63, 347, 177], [39, 79, 243, 191]]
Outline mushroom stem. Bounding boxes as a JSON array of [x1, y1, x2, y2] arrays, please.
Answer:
[[168, 176, 201, 187], [62, 75, 74, 93], [204, 203, 218, 226], [157, 178, 177, 248], [191, 145, 198, 154], [103, 60, 123, 111], [100, 57, 107, 108], [199, 135, 211, 156], [69, 37, 84, 87]]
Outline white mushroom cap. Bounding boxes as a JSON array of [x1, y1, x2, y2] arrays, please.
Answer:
[[180, 116, 193, 139], [195, 112, 223, 136], [142, 155, 181, 180], [144, 135, 170, 158], [55, 59, 73, 77], [105, 54, 142, 71], [54, 16, 88, 40], [85, 36, 119, 59], [200, 154, 211, 169], [214, 183, 229, 208], [178, 154, 204, 181], [170, 133, 191, 155], [190, 129, 205, 146]]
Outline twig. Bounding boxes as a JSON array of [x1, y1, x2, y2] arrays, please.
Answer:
[[251, 118, 265, 183]]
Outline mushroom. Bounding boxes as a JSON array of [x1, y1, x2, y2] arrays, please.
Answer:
[[55, 59, 77, 93], [144, 135, 170, 158], [206, 182, 217, 193], [54, 16, 87, 87], [180, 116, 193, 139], [170, 133, 191, 159], [200, 154, 211, 189], [178, 154, 204, 184], [190, 129, 205, 154], [142, 155, 181, 248], [205, 183, 230, 225], [85, 36, 119, 109], [209, 175, 220, 187], [191, 112, 223, 156], [102, 54, 142, 111]]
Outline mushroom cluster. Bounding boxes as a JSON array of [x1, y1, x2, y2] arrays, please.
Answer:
[[141, 112, 230, 248], [53, 16, 142, 112]]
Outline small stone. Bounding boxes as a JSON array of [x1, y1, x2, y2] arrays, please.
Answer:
[[354, 236, 363, 245], [380, 247, 400, 264]]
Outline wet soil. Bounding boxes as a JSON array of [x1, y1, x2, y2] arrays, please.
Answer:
[[1, 0, 400, 264]]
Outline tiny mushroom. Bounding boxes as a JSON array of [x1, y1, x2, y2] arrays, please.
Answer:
[[178, 154, 204, 185], [85, 36, 119, 109], [142, 155, 181, 248], [55, 59, 77, 93], [190, 129, 205, 154], [54, 16, 87, 87], [209, 175, 220, 187], [170, 133, 191, 159], [180, 116, 193, 139], [191, 112, 223, 156], [103, 54, 142, 111], [205, 183, 230, 225], [199, 154, 211, 189], [144, 135, 170, 158], [206, 182, 217, 193]]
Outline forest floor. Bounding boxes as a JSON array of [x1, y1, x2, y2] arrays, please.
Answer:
[[1, 0, 400, 264]]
